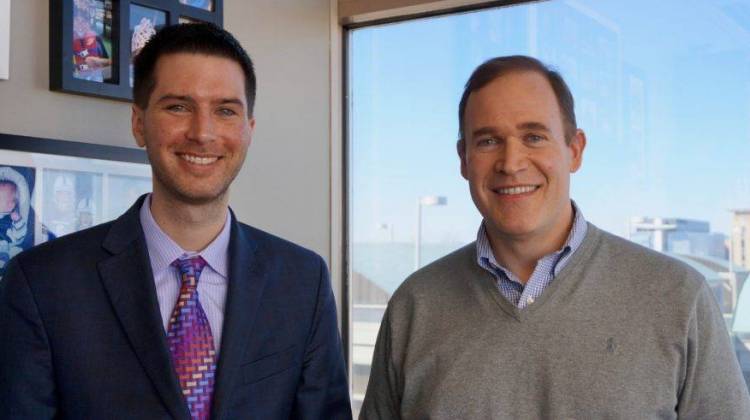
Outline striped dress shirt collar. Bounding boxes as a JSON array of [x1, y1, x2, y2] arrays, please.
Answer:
[[139, 194, 230, 282]]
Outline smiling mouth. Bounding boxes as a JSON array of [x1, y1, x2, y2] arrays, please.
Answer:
[[493, 185, 540, 195], [178, 154, 219, 165]]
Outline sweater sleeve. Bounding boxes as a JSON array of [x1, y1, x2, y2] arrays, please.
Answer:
[[676, 280, 750, 419], [358, 307, 401, 420]]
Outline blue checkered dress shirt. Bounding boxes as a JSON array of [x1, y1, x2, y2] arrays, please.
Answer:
[[476, 202, 588, 309]]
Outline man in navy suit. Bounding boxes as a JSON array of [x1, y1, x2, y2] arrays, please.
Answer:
[[0, 23, 351, 419]]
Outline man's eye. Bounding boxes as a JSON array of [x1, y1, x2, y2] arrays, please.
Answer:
[[166, 104, 187, 112], [525, 134, 546, 143], [217, 108, 238, 117], [477, 137, 498, 146]]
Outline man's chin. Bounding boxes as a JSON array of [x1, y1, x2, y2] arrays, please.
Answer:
[[157, 185, 230, 207], [178, 190, 228, 206], [483, 216, 538, 240]]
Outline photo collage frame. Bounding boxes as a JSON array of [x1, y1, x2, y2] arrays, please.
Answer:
[[50, 0, 223, 101], [0, 133, 152, 281]]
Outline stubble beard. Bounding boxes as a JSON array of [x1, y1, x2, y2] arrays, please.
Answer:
[[143, 138, 249, 208], [149, 160, 238, 207]]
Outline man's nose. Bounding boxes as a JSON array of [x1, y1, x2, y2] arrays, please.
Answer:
[[187, 109, 215, 143], [495, 138, 528, 174]]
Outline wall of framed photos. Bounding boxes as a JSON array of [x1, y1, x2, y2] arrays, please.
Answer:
[[0, 0, 337, 268]]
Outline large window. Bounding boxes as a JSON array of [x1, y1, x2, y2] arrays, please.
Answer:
[[347, 0, 750, 414]]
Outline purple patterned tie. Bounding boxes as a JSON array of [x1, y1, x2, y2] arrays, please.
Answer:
[[167, 256, 217, 420]]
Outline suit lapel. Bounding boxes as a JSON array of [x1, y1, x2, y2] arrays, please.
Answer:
[[211, 214, 265, 420], [97, 197, 190, 420]]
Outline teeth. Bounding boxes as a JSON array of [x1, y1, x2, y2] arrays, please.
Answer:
[[496, 185, 537, 195], [180, 154, 218, 165]]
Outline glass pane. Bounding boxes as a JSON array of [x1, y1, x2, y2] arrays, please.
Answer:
[[348, 0, 750, 414], [72, 0, 115, 83], [179, 0, 214, 12]]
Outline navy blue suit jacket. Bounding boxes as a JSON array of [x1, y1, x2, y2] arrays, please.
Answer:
[[0, 197, 352, 419]]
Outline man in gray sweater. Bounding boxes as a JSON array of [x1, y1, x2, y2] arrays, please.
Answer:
[[359, 56, 750, 419]]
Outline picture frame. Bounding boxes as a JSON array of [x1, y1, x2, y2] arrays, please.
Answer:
[[0, 132, 152, 281], [49, 0, 223, 101]]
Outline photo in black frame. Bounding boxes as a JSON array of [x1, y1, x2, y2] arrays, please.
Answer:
[[72, 0, 115, 83], [129, 3, 168, 87], [50, 0, 223, 102]]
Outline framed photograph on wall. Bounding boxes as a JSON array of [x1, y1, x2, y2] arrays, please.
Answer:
[[0, 132, 152, 281], [50, 0, 223, 101]]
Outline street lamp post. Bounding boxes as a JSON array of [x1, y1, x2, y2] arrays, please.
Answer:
[[415, 195, 447, 271], [377, 223, 394, 242]]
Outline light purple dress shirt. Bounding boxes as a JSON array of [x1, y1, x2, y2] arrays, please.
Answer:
[[139, 194, 230, 352]]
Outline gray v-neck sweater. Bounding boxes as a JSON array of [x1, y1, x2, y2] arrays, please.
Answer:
[[360, 224, 750, 419]]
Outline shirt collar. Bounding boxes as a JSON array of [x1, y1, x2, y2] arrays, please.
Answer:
[[476, 200, 588, 276], [139, 194, 231, 281]]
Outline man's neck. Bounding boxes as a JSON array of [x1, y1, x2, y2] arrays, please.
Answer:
[[148, 192, 228, 252], [486, 204, 574, 284]]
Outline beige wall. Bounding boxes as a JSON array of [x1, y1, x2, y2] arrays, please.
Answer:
[[224, 1, 332, 259], [0, 0, 335, 266]]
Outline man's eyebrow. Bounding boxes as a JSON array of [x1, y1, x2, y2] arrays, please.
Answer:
[[470, 122, 550, 138], [216, 98, 244, 107], [153, 95, 245, 108], [470, 127, 498, 138], [517, 121, 550, 132], [155, 94, 193, 104]]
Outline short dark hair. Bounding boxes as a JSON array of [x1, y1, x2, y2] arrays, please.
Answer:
[[458, 55, 576, 143], [133, 23, 256, 116]]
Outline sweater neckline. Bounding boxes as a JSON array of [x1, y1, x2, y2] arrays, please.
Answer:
[[476, 223, 604, 322]]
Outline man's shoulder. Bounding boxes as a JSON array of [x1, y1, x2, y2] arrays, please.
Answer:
[[389, 243, 478, 305], [588, 224, 707, 291], [410, 242, 476, 279], [233, 222, 330, 298]]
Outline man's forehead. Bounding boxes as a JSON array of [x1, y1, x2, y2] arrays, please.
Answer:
[[465, 71, 562, 124], [152, 52, 243, 76], [149, 52, 247, 104], [473, 70, 556, 101]]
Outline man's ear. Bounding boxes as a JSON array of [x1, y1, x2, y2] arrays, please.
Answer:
[[568, 129, 587, 173], [132, 105, 146, 148], [457, 139, 468, 180]]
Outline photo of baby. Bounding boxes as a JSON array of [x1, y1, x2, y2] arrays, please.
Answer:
[[0, 166, 34, 280]]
